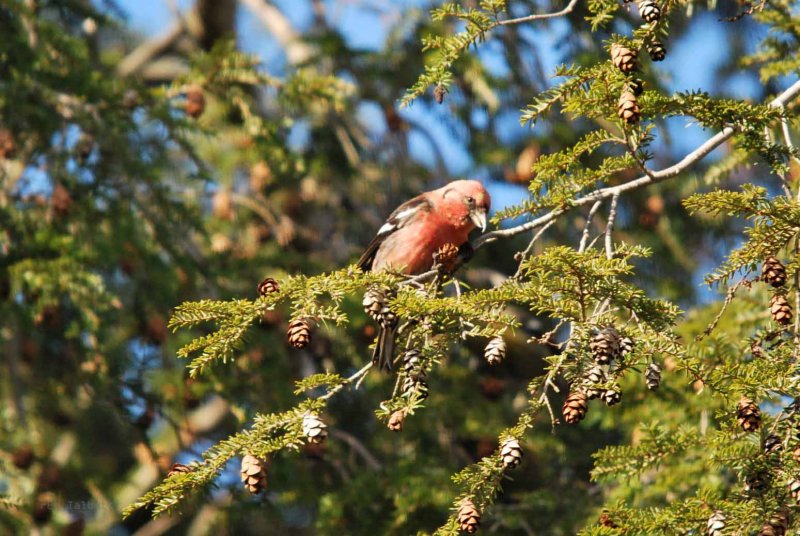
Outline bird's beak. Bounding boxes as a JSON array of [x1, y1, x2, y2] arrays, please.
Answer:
[[469, 208, 488, 232]]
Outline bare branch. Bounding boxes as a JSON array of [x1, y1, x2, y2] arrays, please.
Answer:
[[497, 0, 580, 26]]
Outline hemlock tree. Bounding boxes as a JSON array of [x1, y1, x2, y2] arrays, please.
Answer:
[[3, 0, 800, 534]]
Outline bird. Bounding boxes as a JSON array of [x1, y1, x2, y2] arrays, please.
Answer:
[[358, 179, 491, 370]]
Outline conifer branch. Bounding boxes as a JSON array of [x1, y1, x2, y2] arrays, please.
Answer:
[[496, 0, 580, 26]]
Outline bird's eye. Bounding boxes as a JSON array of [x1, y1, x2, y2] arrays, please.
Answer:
[[465, 196, 475, 207]]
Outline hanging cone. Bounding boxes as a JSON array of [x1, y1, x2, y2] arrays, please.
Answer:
[[619, 336, 634, 356], [562, 391, 588, 424], [583, 366, 607, 399], [770, 294, 793, 325], [647, 40, 666, 61], [388, 410, 405, 431], [745, 471, 769, 494], [287, 318, 311, 348], [736, 396, 761, 431], [402, 349, 423, 377], [601, 386, 622, 406], [434, 84, 447, 104], [240, 454, 268, 494], [302, 413, 328, 443], [484, 336, 507, 365], [637, 0, 661, 23], [759, 508, 789, 536], [499, 437, 523, 469], [645, 362, 661, 390], [763, 257, 787, 287], [185, 86, 205, 118], [610, 43, 638, 73], [706, 510, 726, 536], [599, 510, 618, 528], [618, 91, 641, 125], [456, 498, 481, 534], [258, 277, 279, 296], [434, 242, 460, 273], [788, 478, 800, 503], [764, 434, 783, 453], [402, 375, 429, 401], [590, 327, 621, 364], [627, 78, 644, 96]]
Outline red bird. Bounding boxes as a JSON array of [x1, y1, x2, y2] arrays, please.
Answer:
[[358, 179, 491, 368]]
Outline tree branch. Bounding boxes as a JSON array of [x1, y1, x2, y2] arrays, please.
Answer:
[[475, 79, 800, 250], [497, 0, 580, 26]]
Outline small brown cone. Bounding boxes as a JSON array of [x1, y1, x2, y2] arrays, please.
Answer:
[[302, 413, 328, 443], [51, 183, 73, 217], [0, 128, 17, 160], [759, 508, 789, 536], [590, 327, 621, 365], [185, 86, 206, 118], [788, 478, 800, 503], [168, 463, 191, 477], [12, 445, 34, 469], [793, 445, 800, 463], [637, 0, 661, 22], [618, 91, 641, 125], [645, 362, 661, 390], [456, 498, 481, 534], [764, 434, 783, 453], [484, 336, 506, 365], [736, 396, 761, 431], [610, 43, 638, 73], [763, 257, 787, 287], [258, 277, 279, 296], [388, 410, 405, 431], [287, 318, 311, 348], [434, 242, 460, 273], [562, 391, 588, 424], [583, 366, 606, 400], [240, 454, 267, 494], [707, 510, 726, 536], [434, 84, 447, 104], [646, 40, 666, 61], [601, 386, 622, 407], [249, 161, 272, 191], [770, 294, 793, 326], [499, 437, 523, 469]]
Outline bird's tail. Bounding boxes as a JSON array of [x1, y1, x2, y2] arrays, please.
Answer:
[[372, 323, 397, 371]]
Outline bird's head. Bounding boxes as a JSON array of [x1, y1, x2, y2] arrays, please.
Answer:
[[436, 180, 491, 232]]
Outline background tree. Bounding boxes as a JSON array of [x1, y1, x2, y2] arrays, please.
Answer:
[[1, 0, 800, 534]]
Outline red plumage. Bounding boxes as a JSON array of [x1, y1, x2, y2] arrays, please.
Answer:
[[359, 180, 491, 368]]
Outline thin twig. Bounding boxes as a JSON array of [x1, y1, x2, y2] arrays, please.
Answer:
[[579, 200, 603, 253], [474, 79, 800, 250], [604, 193, 620, 260], [497, 0, 580, 26]]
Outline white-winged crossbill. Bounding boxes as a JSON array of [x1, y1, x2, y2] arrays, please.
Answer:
[[358, 179, 491, 369]]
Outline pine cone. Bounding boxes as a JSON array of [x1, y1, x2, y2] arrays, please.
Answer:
[[562, 391, 588, 424], [601, 386, 622, 407], [457, 498, 481, 534], [240, 454, 267, 494], [760, 508, 789, 536], [12, 445, 34, 470], [627, 78, 645, 96], [434, 84, 447, 104], [645, 362, 662, 390], [707, 510, 726, 536], [647, 40, 666, 61], [402, 349, 423, 377], [388, 410, 405, 431], [0, 128, 17, 160], [637, 0, 661, 23], [788, 478, 800, 503], [590, 327, 621, 364], [599, 510, 618, 528], [167, 463, 191, 477], [763, 257, 787, 287], [764, 434, 783, 454], [619, 336, 634, 356], [794, 445, 800, 463], [499, 437, 523, 469], [770, 294, 793, 325], [610, 43, 638, 73], [434, 242, 460, 273], [403, 375, 429, 401], [583, 366, 607, 400], [362, 287, 398, 328], [484, 336, 506, 365], [287, 318, 311, 348], [185, 86, 206, 118], [618, 90, 641, 125], [258, 277, 279, 296], [302, 413, 328, 443], [52, 183, 73, 217], [737, 396, 761, 431]]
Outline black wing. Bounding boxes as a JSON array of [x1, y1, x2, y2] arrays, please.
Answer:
[[357, 195, 431, 271]]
